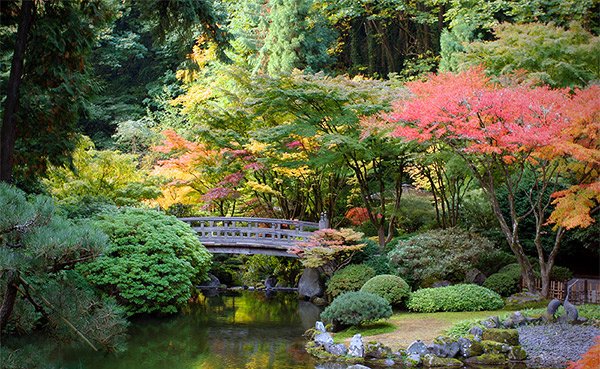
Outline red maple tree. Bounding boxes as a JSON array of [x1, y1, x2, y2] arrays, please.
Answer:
[[378, 68, 599, 297]]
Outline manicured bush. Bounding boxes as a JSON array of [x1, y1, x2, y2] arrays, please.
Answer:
[[407, 284, 504, 313], [326, 264, 376, 299], [483, 271, 521, 297], [321, 291, 392, 327], [388, 228, 496, 287], [78, 208, 212, 315], [360, 275, 411, 306]]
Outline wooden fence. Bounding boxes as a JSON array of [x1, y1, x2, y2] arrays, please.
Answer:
[[521, 278, 600, 304]]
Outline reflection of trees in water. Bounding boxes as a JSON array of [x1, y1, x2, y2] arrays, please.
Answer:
[[50, 291, 315, 369]]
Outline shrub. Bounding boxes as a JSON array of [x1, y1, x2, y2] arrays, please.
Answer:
[[388, 228, 496, 288], [360, 275, 411, 306], [476, 250, 517, 276], [321, 291, 392, 327], [485, 263, 574, 296], [326, 264, 376, 299], [78, 208, 212, 315], [407, 284, 504, 313], [483, 272, 521, 297], [548, 266, 573, 281]]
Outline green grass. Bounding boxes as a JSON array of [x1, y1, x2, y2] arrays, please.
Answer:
[[333, 321, 397, 342]]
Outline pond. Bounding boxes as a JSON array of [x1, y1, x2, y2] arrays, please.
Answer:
[[53, 291, 321, 369]]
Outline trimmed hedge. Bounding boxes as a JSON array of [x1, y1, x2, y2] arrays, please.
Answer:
[[407, 284, 504, 313], [483, 272, 521, 297], [360, 275, 411, 306], [321, 291, 392, 327], [326, 264, 376, 299]]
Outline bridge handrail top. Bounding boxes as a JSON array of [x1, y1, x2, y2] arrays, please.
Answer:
[[178, 216, 319, 227]]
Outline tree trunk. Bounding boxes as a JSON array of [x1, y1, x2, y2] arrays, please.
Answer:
[[0, 271, 19, 331], [0, 0, 34, 183]]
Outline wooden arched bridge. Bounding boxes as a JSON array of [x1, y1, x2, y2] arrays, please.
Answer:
[[178, 216, 327, 257]]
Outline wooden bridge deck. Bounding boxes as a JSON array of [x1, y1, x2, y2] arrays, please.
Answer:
[[178, 217, 321, 257]]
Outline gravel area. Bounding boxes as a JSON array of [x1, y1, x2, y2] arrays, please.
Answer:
[[518, 323, 600, 368]]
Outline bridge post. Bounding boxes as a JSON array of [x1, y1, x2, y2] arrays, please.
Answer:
[[318, 212, 329, 229]]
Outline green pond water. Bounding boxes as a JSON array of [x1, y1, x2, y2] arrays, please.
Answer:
[[52, 291, 320, 369]]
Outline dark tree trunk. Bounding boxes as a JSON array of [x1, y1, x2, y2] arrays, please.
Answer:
[[0, 271, 19, 331], [0, 0, 34, 183]]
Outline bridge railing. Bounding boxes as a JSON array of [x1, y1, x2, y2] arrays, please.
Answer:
[[178, 217, 320, 246]]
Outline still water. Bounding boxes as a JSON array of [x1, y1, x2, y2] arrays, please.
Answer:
[[56, 291, 320, 369]]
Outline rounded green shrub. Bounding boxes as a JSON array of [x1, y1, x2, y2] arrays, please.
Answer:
[[326, 264, 376, 299], [321, 291, 392, 327], [360, 275, 411, 306], [548, 266, 573, 281], [78, 208, 212, 315], [388, 228, 495, 288], [407, 284, 504, 313], [483, 271, 521, 296]]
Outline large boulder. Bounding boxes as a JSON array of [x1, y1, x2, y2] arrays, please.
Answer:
[[298, 268, 324, 300], [406, 340, 429, 356]]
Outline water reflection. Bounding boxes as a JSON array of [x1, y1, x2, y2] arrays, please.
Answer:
[[54, 291, 319, 369]]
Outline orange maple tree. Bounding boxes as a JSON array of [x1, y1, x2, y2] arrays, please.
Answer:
[[567, 337, 600, 369], [377, 68, 599, 297]]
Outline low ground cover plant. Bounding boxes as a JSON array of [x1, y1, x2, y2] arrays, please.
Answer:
[[408, 284, 504, 313]]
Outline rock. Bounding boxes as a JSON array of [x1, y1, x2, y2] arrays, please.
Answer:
[[468, 326, 483, 338], [508, 345, 527, 361], [465, 269, 487, 285], [482, 316, 501, 329], [505, 311, 527, 328], [422, 354, 463, 367], [431, 280, 452, 288], [404, 353, 422, 367], [482, 328, 520, 346], [481, 340, 511, 354], [325, 343, 348, 356], [365, 342, 391, 359], [198, 273, 220, 288], [314, 332, 334, 347], [347, 365, 372, 369], [265, 275, 277, 289], [298, 268, 324, 299], [315, 321, 326, 332], [464, 353, 507, 365], [348, 334, 365, 357], [383, 358, 395, 366], [407, 340, 429, 356], [457, 337, 483, 358], [506, 292, 544, 308], [432, 336, 461, 358]]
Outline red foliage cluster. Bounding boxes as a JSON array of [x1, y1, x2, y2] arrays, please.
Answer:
[[566, 337, 600, 369], [345, 207, 370, 225]]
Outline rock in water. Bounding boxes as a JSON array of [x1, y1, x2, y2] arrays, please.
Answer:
[[314, 332, 334, 347], [325, 343, 348, 356], [265, 275, 277, 289], [348, 334, 365, 357], [298, 268, 324, 299]]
